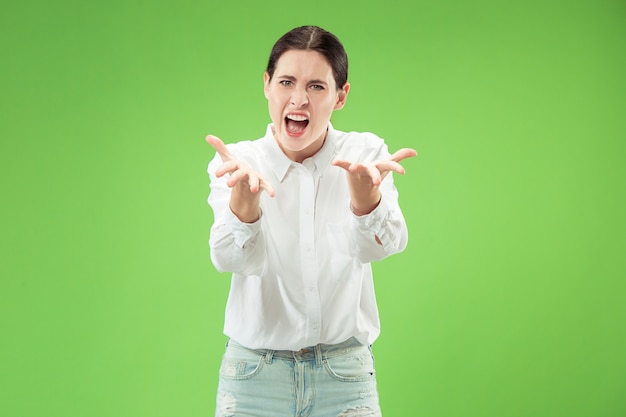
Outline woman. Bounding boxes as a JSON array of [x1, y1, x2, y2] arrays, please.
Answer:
[[206, 25, 417, 417]]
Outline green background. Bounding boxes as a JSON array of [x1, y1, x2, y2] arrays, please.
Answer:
[[2, 0, 625, 416]]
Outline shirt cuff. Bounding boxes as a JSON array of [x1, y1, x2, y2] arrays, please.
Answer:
[[225, 208, 262, 249], [352, 198, 394, 253]]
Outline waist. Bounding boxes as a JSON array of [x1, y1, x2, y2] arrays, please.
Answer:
[[228, 337, 367, 362]]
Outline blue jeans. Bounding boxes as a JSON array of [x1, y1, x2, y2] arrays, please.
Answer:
[[215, 338, 382, 417]]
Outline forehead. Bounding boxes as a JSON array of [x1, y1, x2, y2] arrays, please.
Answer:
[[274, 50, 334, 81]]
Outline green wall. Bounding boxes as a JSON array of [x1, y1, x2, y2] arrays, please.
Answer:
[[2, 1, 625, 416]]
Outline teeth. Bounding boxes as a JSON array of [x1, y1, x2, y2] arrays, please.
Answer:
[[286, 114, 308, 121]]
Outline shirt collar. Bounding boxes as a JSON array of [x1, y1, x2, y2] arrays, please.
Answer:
[[262, 123, 338, 182]]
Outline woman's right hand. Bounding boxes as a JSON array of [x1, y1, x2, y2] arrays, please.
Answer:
[[206, 135, 275, 223]]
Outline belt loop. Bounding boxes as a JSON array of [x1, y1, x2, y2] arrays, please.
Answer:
[[264, 349, 274, 364], [314, 344, 323, 367]]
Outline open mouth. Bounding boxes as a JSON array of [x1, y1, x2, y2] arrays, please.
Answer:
[[285, 114, 309, 135]]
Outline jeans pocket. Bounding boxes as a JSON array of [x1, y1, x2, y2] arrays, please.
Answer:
[[219, 346, 265, 380], [323, 347, 376, 382]]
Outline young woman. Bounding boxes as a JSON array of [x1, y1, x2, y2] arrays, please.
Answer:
[[206, 25, 417, 417]]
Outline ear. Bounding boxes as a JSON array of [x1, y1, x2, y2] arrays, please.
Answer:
[[333, 82, 350, 110], [263, 72, 271, 99]]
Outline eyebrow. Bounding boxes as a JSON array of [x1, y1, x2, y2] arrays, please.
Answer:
[[276, 75, 329, 85]]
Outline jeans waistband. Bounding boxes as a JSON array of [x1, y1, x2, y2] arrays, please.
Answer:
[[228, 337, 367, 365]]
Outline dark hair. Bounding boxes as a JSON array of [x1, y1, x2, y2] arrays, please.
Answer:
[[266, 26, 348, 90]]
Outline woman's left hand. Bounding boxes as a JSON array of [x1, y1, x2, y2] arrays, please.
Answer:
[[332, 148, 417, 216]]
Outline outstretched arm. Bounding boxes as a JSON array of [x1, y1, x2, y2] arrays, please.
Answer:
[[332, 147, 417, 254], [206, 135, 274, 275]]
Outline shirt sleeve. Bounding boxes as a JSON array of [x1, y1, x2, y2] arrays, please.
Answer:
[[351, 174, 409, 263], [206, 153, 267, 276]]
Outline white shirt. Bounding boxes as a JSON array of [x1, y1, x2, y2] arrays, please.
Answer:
[[207, 123, 409, 351]]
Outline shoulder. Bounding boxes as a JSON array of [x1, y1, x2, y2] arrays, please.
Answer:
[[225, 138, 264, 157], [332, 128, 389, 161], [221, 130, 271, 157]]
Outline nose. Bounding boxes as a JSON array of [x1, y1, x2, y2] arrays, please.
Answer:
[[290, 87, 308, 107]]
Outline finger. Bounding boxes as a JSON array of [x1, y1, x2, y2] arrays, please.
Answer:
[[247, 173, 261, 193], [260, 179, 276, 198], [343, 163, 383, 185], [367, 164, 382, 185], [225, 169, 252, 189], [205, 135, 233, 161], [376, 160, 406, 175], [214, 160, 241, 178], [331, 160, 352, 171], [225, 170, 276, 198], [389, 148, 418, 163]]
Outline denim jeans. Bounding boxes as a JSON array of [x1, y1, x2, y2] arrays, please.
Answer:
[[215, 337, 382, 417]]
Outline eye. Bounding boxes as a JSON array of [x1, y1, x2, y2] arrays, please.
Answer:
[[310, 84, 325, 91], [279, 80, 293, 87]]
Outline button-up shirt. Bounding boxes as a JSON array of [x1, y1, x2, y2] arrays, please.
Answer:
[[207, 123, 409, 351]]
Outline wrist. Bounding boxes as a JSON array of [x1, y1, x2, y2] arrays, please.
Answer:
[[351, 193, 381, 216], [230, 192, 261, 223]]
